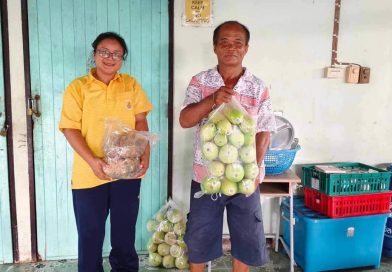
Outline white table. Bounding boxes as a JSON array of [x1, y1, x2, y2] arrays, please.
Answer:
[[260, 170, 301, 272]]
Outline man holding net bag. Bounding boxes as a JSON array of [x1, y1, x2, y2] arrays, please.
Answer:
[[179, 21, 275, 272]]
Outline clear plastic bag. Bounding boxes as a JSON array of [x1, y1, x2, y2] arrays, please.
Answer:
[[146, 199, 189, 269], [102, 118, 159, 179], [197, 98, 260, 198]]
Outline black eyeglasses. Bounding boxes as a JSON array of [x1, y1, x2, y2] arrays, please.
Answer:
[[96, 48, 124, 61]]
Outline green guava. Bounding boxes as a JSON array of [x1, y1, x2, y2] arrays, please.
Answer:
[[238, 178, 255, 195], [200, 122, 216, 142], [201, 176, 221, 194], [148, 253, 162, 267], [218, 144, 238, 164], [220, 178, 238, 196], [239, 145, 256, 163], [208, 160, 225, 177], [244, 163, 259, 179], [224, 107, 244, 125], [202, 142, 219, 161], [225, 163, 245, 182]]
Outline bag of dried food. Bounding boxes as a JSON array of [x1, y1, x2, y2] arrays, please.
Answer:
[[102, 118, 159, 179]]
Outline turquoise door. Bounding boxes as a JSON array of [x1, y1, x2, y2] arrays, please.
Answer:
[[28, 0, 169, 260], [0, 7, 13, 264]]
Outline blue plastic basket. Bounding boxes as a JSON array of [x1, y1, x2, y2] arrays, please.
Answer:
[[265, 146, 300, 175]]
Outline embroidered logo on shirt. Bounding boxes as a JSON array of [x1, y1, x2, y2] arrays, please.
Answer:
[[125, 100, 132, 110]]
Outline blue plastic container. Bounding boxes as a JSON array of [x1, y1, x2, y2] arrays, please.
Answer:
[[382, 164, 392, 256], [282, 197, 388, 272]]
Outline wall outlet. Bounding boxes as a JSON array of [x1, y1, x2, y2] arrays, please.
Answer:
[[358, 67, 370, 84], [324, 67, 344, 78], [346, 65, 360, 83]]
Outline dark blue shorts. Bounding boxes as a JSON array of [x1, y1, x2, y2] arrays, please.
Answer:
[[184, 180, 269, 267]]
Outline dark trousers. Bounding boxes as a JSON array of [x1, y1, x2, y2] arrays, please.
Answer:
[[72, 179, 141, 272]]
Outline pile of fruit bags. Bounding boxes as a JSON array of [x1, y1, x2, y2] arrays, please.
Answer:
[[198, 98, 260, 197], [102, 118, 159, 179], [146, 199, 189, 269]]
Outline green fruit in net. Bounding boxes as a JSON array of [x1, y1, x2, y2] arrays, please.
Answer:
[[224, 107, 244, 125], [244, 163, 259, 179], [146, 219, 159, 232], [200, 122, 216, 142], [238, 178, 255, 195], [162, 255, 175, 268], [200, 176, 221, 194], [220, 178, 238, 196], [239, 145, 256, 163], [152, 231, 165, 244], [147, 239, 158, 253], [218, 144, 238, 164], [177, 236, 187, 249], [228, 126, 245, 148], [148, 253, 162, 267], [155, 210, 166, 222], [243, 132, 256, 146], [213, 132, 228, 146], [157, 243, 171, 256], [208, 160, 225, 177], [173, 221, 186, 236], [216, 119, 233, 135], [170, 244, 184, 258], [175, 255, 189, 270], [167, 208, 182, 224], [164, 232, 177, 246], [225, 163, 245, 182], [239, 115, 256, 134], [202, 142, 219, 161], [159, 220, 174, 233]]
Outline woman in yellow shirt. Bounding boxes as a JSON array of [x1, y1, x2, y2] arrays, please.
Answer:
[[59, 32, 153, 272]]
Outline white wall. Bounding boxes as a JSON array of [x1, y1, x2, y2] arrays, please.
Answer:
[[173, 0, 392, 231]]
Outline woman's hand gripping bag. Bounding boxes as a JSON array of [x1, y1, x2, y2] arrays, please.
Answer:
[[102, 118, 159, 179], [145, 199, 189, 270], [198, 98, 259, 198]]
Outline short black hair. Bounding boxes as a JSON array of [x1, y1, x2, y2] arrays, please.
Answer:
[[213, 21, 250, 46], [92, 32, 128, 60]]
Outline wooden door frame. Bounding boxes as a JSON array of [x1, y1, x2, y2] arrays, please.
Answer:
[[1, 0, 18, 263], [168, 0, 174, 199], [20, 0, 38, 262], [21, 0, 174, 261]]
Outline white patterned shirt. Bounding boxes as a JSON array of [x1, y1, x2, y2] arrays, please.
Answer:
[[182, 66, 275, 182]]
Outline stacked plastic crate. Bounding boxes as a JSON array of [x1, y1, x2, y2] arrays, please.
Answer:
[[302, 162, 392, 218], [281, 162, 392, 272]]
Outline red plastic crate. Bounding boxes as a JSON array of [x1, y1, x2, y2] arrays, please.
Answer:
[[304, 187, 392, 218]]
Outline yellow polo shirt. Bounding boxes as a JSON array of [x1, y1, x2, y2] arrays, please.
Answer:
[[59, 69, 153, 189]]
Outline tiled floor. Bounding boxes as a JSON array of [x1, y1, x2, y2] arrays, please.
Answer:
[[1, 244, 392, 272], [1, 250, 293, 272]]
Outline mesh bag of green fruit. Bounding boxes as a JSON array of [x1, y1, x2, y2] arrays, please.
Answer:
[[146, 199, 189, 270], [196, 98, 260, 198]]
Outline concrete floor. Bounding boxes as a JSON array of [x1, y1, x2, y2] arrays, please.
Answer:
[[1, 242, 392, 272]]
